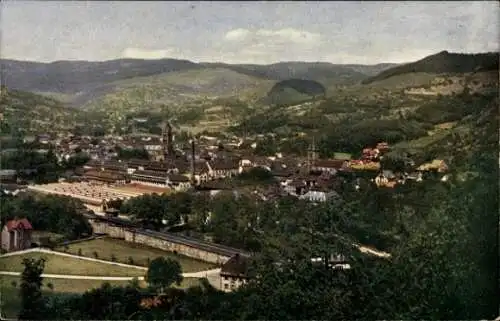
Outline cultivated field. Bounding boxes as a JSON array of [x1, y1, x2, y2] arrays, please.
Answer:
[[0, 252, 145, 277], [56, 237, 216, 272]]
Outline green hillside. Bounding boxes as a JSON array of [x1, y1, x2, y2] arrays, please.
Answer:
[[363, 51, 499, 84], [0, 87, 83, 136]]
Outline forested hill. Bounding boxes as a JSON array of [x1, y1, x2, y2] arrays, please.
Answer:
[[264, 78, 326, 106], [363, 51, 499, 84]]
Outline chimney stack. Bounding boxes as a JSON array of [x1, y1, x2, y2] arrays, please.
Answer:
[[190, 139, 196, 185]]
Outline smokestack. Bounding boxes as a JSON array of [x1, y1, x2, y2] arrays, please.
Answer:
[[190, 139, 196, 185]]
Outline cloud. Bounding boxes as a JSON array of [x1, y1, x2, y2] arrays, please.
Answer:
[[217, 27, 323, 64], [224, 28, 251, 41], [255, 28, 321, 45], [122, 47, 179, 59], [224, 28, 321, 45]]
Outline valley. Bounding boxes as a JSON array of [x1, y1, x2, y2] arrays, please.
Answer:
[[1, 49, 498, 321]]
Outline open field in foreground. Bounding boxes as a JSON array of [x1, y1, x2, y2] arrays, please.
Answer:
[[0, 275, 201, 319], [0, 252, 145, 277], [56, 237, 216, 272]]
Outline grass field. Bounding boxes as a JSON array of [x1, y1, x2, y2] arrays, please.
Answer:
[[0, 275, 201, 318], [0, 252, 145, 277], [56, 237, 216, 272]]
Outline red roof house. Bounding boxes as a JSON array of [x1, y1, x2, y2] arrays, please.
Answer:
[[1, 218, 33, 252]]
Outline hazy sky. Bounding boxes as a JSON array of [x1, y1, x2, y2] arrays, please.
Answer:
[[1, 1, 499, 64]]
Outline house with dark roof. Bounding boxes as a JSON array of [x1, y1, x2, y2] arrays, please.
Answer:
[[0, 169, 17, 183], [220, 254, 251, 292], [83, 170, 127, 185], [130, 170, 169, 187], [207, 159, 240, 179], [1, 218, 33, 252], [166, 174, 192, 191], [311, 159, 349, 174]]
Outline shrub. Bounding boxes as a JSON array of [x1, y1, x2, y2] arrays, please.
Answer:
[[77, 248, 82, 256], [111, 254, 117, 262], [92, 251, 99, 259]]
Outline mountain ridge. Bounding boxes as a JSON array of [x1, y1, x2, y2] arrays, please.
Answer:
[[1, 58, 397, 107], [362, 51, 499, 84], [1, 50, 497, 110]]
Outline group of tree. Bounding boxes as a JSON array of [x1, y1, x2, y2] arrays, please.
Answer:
[[120, 192, 192, 228], [116, 146, 150, 160], [0, 193, 92, 240]]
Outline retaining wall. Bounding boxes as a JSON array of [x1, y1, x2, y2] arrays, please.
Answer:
[[87, 219, 233, 264]]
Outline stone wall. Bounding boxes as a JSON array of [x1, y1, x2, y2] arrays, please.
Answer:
[[88, 219, 230, 264], [89, 220, 127, 239], [125, 231, 229, 264]]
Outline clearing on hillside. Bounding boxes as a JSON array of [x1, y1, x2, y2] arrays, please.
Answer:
[[0, 252, 145, 277], [56, 237, 216, 272]]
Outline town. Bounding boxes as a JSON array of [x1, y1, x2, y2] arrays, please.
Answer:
[[0, 1, 498, 320], [0, 121, 451, 290]]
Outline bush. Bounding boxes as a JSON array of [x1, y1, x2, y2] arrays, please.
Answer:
[[128, 256, 135, 265], [77, 248, 82, 256], [11, 281, 17, 288], [46, 282, 54, 291], [93, 251, 99, 259], [111, 254, 117, 262]]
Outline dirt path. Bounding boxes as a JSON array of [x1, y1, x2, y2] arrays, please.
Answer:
[[0, 269, 220, 279], [0, 248, 221, 277]]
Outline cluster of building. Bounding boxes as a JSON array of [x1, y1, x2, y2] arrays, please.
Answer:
[[2, 119, 451, 208], [59, 136, 450, 208]]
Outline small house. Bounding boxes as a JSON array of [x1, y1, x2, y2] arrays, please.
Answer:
[[220, 254, 251, 292], [1, 218, 33, 252]]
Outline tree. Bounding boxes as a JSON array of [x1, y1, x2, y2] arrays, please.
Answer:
[[19, 257, 46, 320], [146, 257, 183, 293]]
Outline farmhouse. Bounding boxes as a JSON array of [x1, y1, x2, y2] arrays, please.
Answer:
[[220, 254, 251, 292], [416, 159, 449, 173]]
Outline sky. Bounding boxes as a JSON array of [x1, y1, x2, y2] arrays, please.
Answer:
[[1, 1, 499, 65]]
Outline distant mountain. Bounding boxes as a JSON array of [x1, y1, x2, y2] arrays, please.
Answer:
[[1, 58, 202, 94], [1, 58, 396, 107], [201, 61, 363, 81], [362, 51, 499, 84]]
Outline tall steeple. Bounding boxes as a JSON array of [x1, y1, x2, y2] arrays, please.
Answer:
[[162, 120, 174, 160], [307, 136, 318, 173]]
